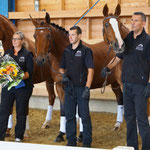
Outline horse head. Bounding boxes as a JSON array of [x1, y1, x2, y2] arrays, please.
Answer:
[[102, 4, 126, 54], [30, 13, 53, 66]]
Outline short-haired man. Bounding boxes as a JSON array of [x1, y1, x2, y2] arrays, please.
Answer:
[[59, 26, 94, 147], [101, 12, 150, 150]]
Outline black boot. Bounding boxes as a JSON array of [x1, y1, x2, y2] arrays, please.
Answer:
[[54, 131, 65, 142], [77, 132, 83, 143]]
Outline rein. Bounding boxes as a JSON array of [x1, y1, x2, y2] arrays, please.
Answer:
[[101, 45, 113, 94]]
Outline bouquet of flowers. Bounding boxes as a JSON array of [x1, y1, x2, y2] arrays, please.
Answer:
[[0, 54, 24, 90]]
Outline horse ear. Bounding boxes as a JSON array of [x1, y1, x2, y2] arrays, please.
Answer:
[[114, 4, 121, 17], [45, 12, 50, 25], [29, 14, 37, 27], [103, 4, 109, 17]]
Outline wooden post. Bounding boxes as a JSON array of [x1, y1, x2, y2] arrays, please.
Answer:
[[86, 0, 91, 39], [59, 0, 65, 27]]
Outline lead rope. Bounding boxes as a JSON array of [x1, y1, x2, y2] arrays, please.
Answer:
[[101, 45, 117, 94]]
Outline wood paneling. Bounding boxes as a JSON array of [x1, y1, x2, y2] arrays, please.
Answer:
[[10, 0, 150, 42]]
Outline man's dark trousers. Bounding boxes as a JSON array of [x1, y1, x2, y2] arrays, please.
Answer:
[[123, 83, 150, 150], [64, 85, 92, 146]]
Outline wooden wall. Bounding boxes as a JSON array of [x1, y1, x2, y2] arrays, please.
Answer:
[[8, 0, 150, 43]]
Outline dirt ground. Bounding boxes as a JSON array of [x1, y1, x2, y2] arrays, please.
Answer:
[[5, 108, 141, 149]]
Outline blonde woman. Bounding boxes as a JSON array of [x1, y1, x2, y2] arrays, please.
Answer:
[[0, 31, 34, 142]]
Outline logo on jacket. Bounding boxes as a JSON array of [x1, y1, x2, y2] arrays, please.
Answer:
[[19, 56, 25, 62], [75, 50, 82, 57], [136, 44, 144, 51]]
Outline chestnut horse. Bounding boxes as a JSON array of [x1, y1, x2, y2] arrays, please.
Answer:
[[0, 14, 66, 142], [102, 4, 150, 117], [30, 13, 124, 131]]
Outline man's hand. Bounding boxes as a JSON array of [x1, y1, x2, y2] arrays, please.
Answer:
[[145, 83, 150, 98], [101, 67, 111, 78], [82, 86, 90, 99], [62, 73, 69, 84]]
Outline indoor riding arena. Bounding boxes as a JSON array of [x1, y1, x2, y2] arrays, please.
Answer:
[[0, 0, 150, 150]]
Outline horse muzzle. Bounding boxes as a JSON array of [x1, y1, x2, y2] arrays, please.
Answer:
[[36, 56, 46, 66], [111, 41, 125, 54]]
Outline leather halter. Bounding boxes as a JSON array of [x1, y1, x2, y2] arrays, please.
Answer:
[[35, 26, 52, 54], [35, 27, 51, 30], [103, 16, 118, 22]]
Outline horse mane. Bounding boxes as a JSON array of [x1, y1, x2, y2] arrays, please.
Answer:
[[50, 23, 69, 35], [39, 20, 69, 35], [0, 14, 17, 32]]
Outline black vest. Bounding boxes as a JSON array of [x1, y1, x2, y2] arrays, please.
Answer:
[[121, 29, 150, 84], [64, 44, 88, 86]]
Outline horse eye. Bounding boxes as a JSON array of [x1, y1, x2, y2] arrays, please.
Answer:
[[33, 34, 36, 39], [105, 23, 109, 28], [46, 34, 51, 39]]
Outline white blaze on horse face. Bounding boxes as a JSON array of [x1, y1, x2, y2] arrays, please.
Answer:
[[109, 18, 123, 49]]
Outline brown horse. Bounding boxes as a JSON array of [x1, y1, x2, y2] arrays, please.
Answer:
[[102, 4, 150, 117], [30, 12, 124, 131], [0, 14, 66, 142]]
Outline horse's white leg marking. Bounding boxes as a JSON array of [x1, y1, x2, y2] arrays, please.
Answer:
[[60, 116, 66, 133], [26, 115, 29, 130], [117, 105, 124, 123], [42, 105, 53, 128], [7, 114, 13, 128]]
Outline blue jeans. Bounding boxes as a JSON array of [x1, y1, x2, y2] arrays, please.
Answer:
[[123, 83, 150, 150], [64, 85, 92, 145]]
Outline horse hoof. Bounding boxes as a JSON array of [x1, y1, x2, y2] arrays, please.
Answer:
[[6, 128, 11, 137], [54, 136, 65, 143], [54, 132, 65, 143], [42, 124, 50, 129], [5, 133, 11, 137], [41, 121, 50, 129], [77, 136, 83, 143], [113, 122, 121, 131], [77, 132, 83, 143], [24, 131, 30, 139]]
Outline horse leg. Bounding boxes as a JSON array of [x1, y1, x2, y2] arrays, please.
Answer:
[[6, 107, 13, 137], [147, 98, 150, 124], [111, 81, 123, 131], [24, 106, 30, 138], [76, 106, 83, 143], [41, 81, 55, 129], [54, 83, 66, 142]]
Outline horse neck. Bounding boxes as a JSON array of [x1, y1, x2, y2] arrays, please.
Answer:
[[0, 16, 17, 51], [51, 27, 69, 61], [120, 24, 130, 40]]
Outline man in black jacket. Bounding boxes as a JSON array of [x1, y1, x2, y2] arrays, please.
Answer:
[[59, 26, 94, 147], [101, 12, 150, 150]]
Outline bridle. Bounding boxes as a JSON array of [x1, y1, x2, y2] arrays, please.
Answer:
[[102, 16, 118, 47], [103, 15, 125, 54], [101, 16, 120, 93], [34, 26, 63, 85], [35, 27, 52, 55]]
